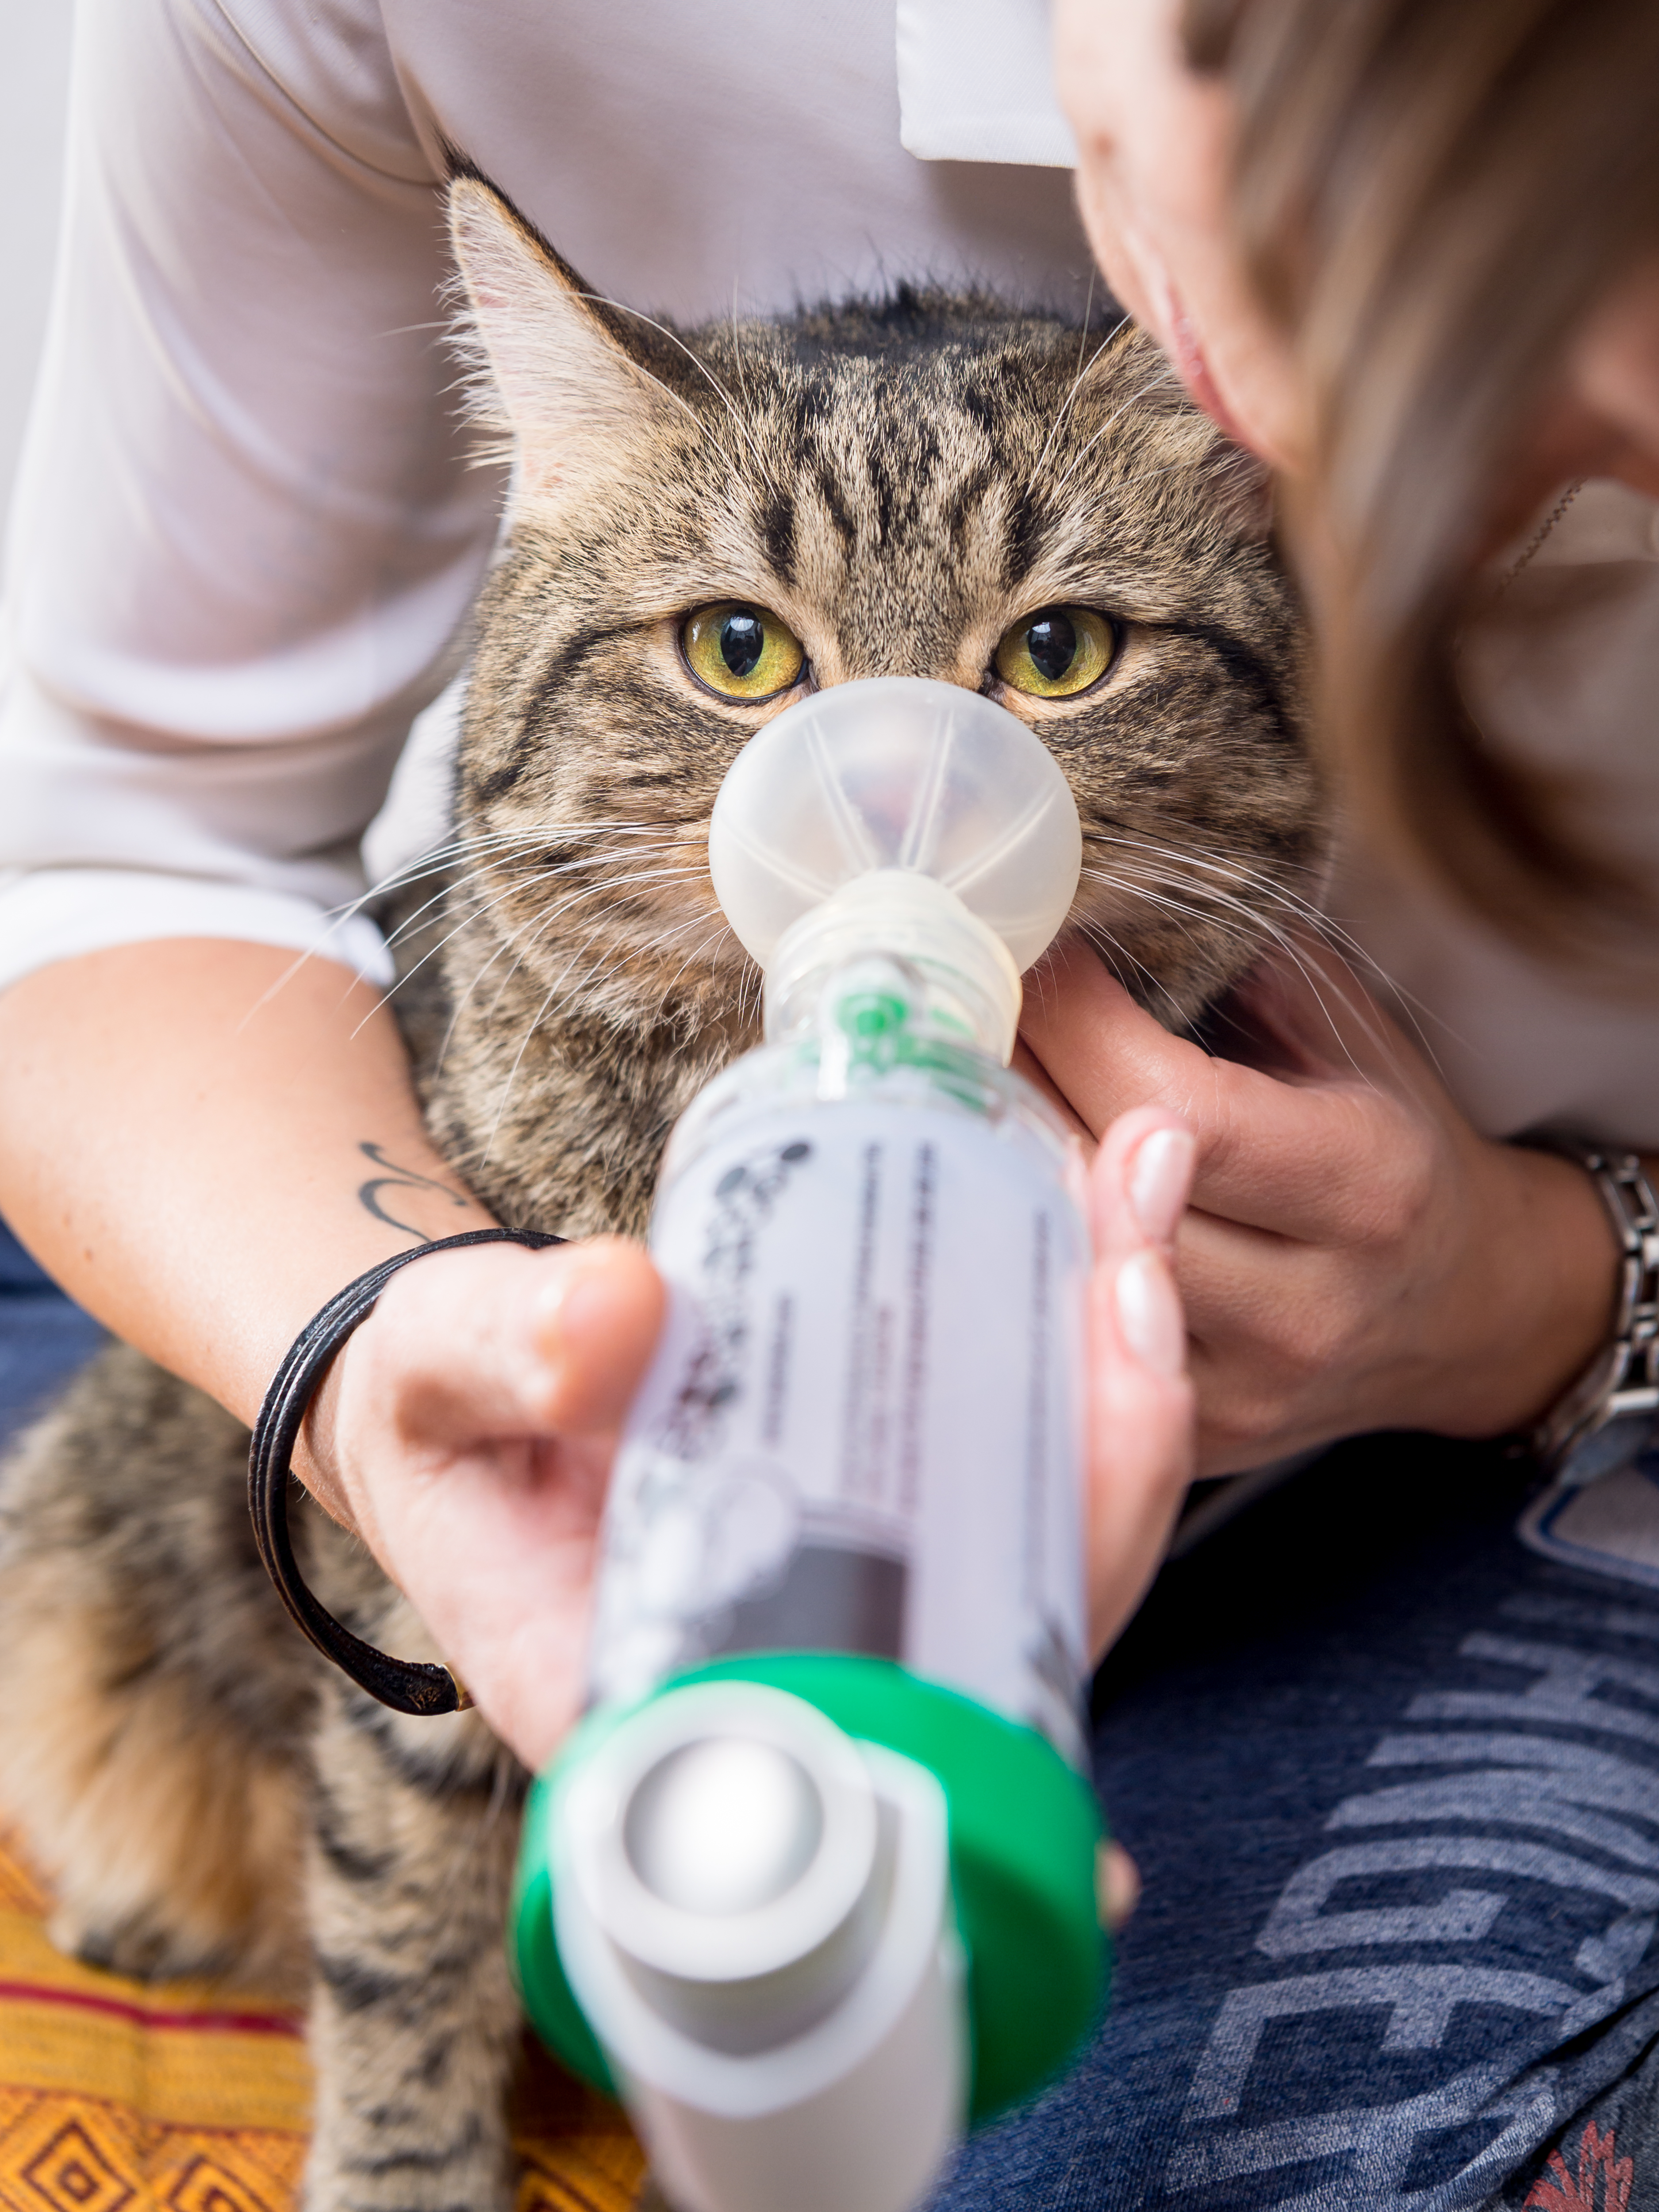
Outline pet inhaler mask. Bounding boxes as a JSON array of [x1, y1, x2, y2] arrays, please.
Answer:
[[511, 679, 1106, 2212]]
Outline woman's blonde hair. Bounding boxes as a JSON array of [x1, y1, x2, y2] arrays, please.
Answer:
[[1185, 0, 1659, 970]]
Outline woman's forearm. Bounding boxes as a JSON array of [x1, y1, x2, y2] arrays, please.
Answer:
[[0, 939, 495, 1432]]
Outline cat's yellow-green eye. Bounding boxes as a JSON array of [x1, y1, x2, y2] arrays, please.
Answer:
[[994, 606, 1118, 700], [681, 602, 806, 701]]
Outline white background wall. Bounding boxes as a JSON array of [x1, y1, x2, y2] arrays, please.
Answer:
[[1, 0, 74, 533]]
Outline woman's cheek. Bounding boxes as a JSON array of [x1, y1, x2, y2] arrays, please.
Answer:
[[1056, 0, 1309, 471]]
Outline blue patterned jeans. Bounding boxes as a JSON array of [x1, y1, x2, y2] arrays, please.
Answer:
[[937, 1435, 1659, 2211], [4, 1225, 1655, 2211]]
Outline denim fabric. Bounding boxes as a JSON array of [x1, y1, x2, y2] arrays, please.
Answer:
[[4, 1228, 1653, 2207], [934, 1436, 1659, 2212], [0, 1217, 104, 1452], [1500, 2034, 1659, 2208]]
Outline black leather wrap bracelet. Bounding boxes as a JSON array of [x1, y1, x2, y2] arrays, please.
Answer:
[[247, 1226, 564, 1717]]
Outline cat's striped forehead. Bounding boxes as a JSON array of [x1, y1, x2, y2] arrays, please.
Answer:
[[464, 300, 1290, 786], [447, 176, 1320, 1033], [677, 315, 1234, 637]]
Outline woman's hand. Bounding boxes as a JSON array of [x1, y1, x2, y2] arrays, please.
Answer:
[[1083, 1103, 1198, 1657], [1019, 937, 1620, 1477], [302, 1237, 664, 1771], [300, 1102, 1205, 1770]]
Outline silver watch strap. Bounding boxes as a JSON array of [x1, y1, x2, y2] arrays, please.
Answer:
[[1520, 1134, 1659, 1476]]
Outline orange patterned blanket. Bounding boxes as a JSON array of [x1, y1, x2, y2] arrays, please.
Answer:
[[0, 1831, 644, 2212]]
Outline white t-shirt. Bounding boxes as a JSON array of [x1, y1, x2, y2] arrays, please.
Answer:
[[2, 0, 1656, 1146]]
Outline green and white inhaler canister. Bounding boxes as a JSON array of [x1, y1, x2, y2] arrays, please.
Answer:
[[511, 679, 1106, 2212]]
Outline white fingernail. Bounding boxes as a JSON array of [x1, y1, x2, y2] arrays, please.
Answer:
[[1128, 1126, 1194, 1244], [1114, 1250, 1186, 1375]]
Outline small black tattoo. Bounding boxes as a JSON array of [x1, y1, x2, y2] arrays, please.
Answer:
[[357, 1142, 474, 1245]]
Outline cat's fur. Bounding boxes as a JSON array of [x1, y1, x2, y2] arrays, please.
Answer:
[[0, 177, 1322, 2212]]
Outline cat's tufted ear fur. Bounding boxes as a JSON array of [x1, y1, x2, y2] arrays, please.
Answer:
[[447, 173, 687, 500], [1205, 435, 1276, 545]]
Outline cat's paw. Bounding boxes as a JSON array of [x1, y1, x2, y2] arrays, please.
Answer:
[[49, 1899, 236, 1985], [302, 2136, 516, 2212]]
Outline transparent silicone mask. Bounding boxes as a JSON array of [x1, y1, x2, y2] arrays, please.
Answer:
[[707, 677, 1083, 1062]]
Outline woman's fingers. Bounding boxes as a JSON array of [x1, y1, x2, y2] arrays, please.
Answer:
[[1098, 1842, 1143, 1933], [349, 1413, 612, 1770], [1023, 938, 1214, 1135], [1085, 1107, 1198, 1658], [527, 1237, 666, 1434], [317, 1237, 667, 1767], [1024, 937, 1435, 1244], [358, 1237, 664, 1455], [1010, 1035, 1096, 1146]]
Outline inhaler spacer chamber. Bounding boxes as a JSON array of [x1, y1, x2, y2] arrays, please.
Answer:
[[511, 680, 1105, 2212]]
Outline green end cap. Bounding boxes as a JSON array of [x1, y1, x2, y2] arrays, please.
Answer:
[[509, 1836, 616, 2097], [510, 1654, 1107, 2126]]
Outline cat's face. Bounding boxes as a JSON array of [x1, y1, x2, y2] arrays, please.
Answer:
[[446, 177, 1320, 1038]]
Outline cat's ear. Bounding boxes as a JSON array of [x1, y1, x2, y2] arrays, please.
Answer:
[[447, 174, 685, 498]]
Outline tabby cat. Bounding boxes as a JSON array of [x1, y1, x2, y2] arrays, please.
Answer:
[[0, 175, 1320, 2212]]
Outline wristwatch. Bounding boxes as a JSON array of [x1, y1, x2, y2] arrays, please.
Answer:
[[1519, 1134, 1659, 1482]]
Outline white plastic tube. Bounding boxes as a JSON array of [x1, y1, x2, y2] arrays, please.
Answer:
[[529, 677, 1098, 2212], [552, 1683, 965, 2212]]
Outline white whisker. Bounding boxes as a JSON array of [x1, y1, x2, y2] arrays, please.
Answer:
[[1079, 864, 1391, 1077], [1027, 293, 1133, 492], [1080, 828, 1448, 1071], [1053, 366, 1184, 494]]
